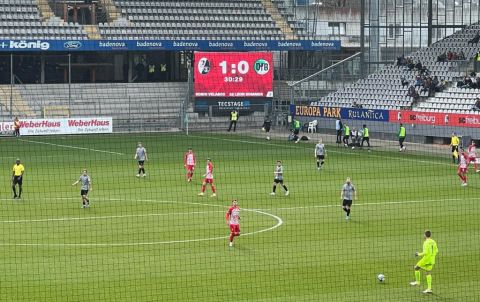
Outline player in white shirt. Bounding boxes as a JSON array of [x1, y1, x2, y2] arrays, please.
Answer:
[[198, 158, 216, 197], [458, 149, 468, 186], [467, 140, 479, 173], [183, 148, 196, 182], [225, 199, 240, 247]]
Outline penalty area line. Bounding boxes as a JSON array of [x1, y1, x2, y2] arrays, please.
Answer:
[[19, 139, 124, 156]]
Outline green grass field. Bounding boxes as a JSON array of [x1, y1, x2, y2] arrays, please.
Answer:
[[0, 132, 478, 301]]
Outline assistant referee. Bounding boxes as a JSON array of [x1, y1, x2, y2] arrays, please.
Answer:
[[12, 158, 24, 199]]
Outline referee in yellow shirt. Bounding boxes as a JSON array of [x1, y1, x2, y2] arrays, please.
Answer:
[[12, 158, 24, 199], [450, 132, 460, 164]]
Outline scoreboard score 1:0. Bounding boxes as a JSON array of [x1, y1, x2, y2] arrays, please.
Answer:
[[194, 52, 273, 98]]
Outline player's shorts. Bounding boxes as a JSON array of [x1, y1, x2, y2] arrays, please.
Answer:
[[229, 224, 240, 233], [416, 258, 434, 271], [468, 157, 477, 163], [344, 135, 350, 140], [203, 178, 213, 184], [264, 125, 271, 132], [458, 167, 467, 174], [12, 176, 22, 185], [342, 199, 353, 207], [138, 160, 145, 166], [316, 155, 325, 160], [452, 145, 459, 153], [293, 129, 300, 135], [274, 179, 284, 184], [186, 165, 195, 171], [80, 189, 89, 196]]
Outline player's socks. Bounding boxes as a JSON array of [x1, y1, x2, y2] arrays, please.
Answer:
[[321, 161, 324, 166], [230, 234, 234, 242], [211, 186, 216, 193], [272, 186, 276, 193], [283, 185, 288, 192], [201, 185, 206, 192], [12, 187, 17, 197], [346, 209, 351, 216], [415, 270, 421, 284], [317, 161, 320, 168], [426, 275, 432, 290]]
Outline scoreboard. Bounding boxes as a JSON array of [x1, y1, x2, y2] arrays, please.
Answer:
[[194, 52, 273, 98]]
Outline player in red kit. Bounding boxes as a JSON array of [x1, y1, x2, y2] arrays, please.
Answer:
[[458, 149, 468, 186], [198, 158, 216, 197], [225, 199, 240, 247], [183, 148, 196, 182], [467, 140, 479, 173]]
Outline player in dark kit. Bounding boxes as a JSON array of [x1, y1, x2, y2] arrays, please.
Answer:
[[341, 177, 357, 220], [72, 169, 92, 208], [270, 160, 289, 196]]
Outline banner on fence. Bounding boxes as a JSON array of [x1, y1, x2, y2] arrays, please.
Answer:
[[0, 40, 341, 52], [290, 105, 390, 122], [390, 110, 480, 128], [0, 117, 113, 136]]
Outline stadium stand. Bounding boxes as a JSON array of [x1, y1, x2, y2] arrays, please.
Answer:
[[12, 82, 186, 131], [0, 0, 88, 40], [98, 0, 287, 40], [307, 22, 480, 113]]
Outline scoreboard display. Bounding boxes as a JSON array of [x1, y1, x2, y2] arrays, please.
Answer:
[[194, 52, 273, 98]]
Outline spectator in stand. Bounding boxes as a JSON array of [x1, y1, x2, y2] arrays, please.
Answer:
[[472, 77, 480, 89], [401, 77, 410, 87], [457, 76, 473, 88], [415, 61, 423, 71], [472, 98, 480, 111], [352, 101, 362, 109], [458, 51, 466, 60], [408, 85, 420, 102], [397, 55, 407, 67], [414, 76, 424, 87], [437, 52, 447, 62], [422, 77, 434, 96], [407, 58, 415, 70], [468, 33, 480, 44], [436, 78, 446, 92]]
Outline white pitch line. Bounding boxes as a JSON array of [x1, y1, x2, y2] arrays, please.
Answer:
[[0, 210, 225, 224], [189, 134, 451, 167], [0, 200, 284, 247], [19, 139, 124, 156]]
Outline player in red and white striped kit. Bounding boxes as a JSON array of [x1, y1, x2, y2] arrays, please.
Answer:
[[183, 148, 196, 182], [458, 149, 468, 186], [225, 199, 240, 247], [198, 158, 216, 197], [467, 140, 479, 173]]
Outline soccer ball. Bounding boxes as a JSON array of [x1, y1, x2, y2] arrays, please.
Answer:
[[377, 274, 385, 282], [351, 146, 355, 149], [266, 136, 270, 140]]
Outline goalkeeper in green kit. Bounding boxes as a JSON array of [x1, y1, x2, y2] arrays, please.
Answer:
[[410, 230, 438, 294]]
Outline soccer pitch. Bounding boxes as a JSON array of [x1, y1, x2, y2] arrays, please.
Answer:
[[0, 132, 478, 301]]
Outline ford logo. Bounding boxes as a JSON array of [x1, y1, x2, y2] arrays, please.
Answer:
[[64, 41, 82, 49]]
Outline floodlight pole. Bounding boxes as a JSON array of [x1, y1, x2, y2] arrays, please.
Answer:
[[10, 53, 13, 118], [68, 53, 72, 110]]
